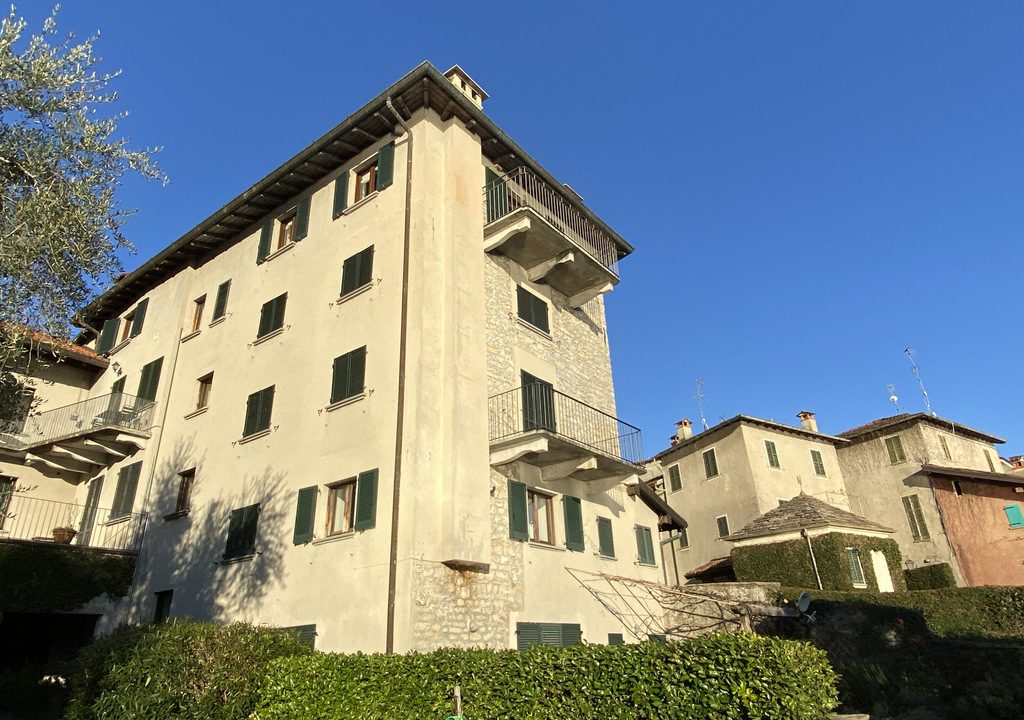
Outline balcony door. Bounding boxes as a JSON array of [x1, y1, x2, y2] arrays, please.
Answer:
[[521, 371, 556, 433], [78, 476, 104, 546]]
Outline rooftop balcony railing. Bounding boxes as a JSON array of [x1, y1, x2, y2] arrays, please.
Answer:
[[0, 392, 156, 451], [483, 167, 620, 277], [489, 384, 644, 466], [0, 493, 146, 553]]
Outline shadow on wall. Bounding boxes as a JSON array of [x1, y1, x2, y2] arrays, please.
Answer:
[[127, 436, 291, 625]]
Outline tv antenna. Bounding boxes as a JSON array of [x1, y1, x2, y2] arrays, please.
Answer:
[[887, 384, 903, 413], [904, 348, 935, 417], [695, 378, 710, 431]]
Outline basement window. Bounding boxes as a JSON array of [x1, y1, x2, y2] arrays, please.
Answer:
[[847, 548, 867, 588]]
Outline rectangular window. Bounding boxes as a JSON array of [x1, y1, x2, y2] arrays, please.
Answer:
[[847, 548, 867, 588], [521, 371, 556, 432], [277, 208, 297, 250], [764, 440, 780, 469], [716, 515, 730, 538], [130, 299, 149, 338], [331, 346, 367, 404], [952, 480, 963, 496], [902, 494, 930, 541], [326, 479, 356, 536], [196, 373, 213, 411], [173, 469, 195, 516], [597, 516, 615, 558], [677, 525, 689, 548], [516, 286, 550, 334], [885, 435, 907, 464], [527, 489, 554, 544], [0, 476, 14, 531], [634, 525, 656, 566], [703, 448, 719, 478], [562, 495, 584, 551], [257, 293, 287, 339], [939, 435, 952, 461], [243, 386, 275, 437], [340, 246, 374, 296], [985, 450, 996, 473], [223, 503, 260, 560], [355, 162, 378, 203], [1004, 504, 1024, 529], [137, 357, 164, 404], [110, 462, 143, 520], [212, 280, 231, 320], [120, 310, 135, 343], [810, 449, 827, 477], [97, 318, 120, 353], [281, 624, 317, 649], [191, 295, 206, 333], [153, 590, 173, 624], [608, 633, 624, 645], [668, 464, 682, 492], [516, 622, 581, 650]]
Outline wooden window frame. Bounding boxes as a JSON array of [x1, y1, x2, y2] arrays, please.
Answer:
[[764, 440, 780, 469], [120, 311, 135, 343], [196, 373, 213, 411], [276, 208, 297, 250], [716, 514, 730, 538], [527, 488, 555, 545], [810, 449, 827, 477], [191, 295, 206, 333], [326, 479, 357, 537], [516, 285, 550, 334], [354, 162, 378, 203], [174, 469, 195, 515]]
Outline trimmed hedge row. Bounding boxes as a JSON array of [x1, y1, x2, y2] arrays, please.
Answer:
[[0, 542, 135, 612], [252, 633, 838, 720], [904, 562, 956, 590]]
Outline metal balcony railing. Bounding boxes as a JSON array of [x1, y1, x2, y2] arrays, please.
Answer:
[[0, 392, 156, 450], [489, 384, 644, 465], [0, 493, 146, 553], [483, 167, 620, 277]]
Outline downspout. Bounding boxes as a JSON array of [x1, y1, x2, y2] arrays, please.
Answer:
[[801, 529, 823, 590], [383, 97, 413, 654]]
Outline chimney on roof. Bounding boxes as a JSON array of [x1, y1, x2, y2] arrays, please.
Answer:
[[1010, 455, 1024, 469], [675, 419, 693, 442], [443, 65, 488, 110], [798, 411, 818, 434]]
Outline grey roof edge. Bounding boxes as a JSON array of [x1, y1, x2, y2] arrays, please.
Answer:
[[921, 463, 1024, 487], [650, 414, 849, 462], [75, 61, 633, 336], [726, 519, 896, 542], [840, 413, 1005, 445]]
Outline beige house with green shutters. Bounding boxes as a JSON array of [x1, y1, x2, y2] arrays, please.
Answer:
[[2, 63, 679, 653]]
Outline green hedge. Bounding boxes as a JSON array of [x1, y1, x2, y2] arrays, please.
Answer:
[[0, 542, 135, 612], [905, 562, 956, 590], [733, 533, 904, 592], [65, 621, 312, 720], [252, 633, 838, 720]]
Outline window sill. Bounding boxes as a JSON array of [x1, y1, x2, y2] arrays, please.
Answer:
[[312, 531, 355, 546], [107, 337, 132, 356], [325, 393, 366, 412], [163, 510, 189, 521], [105, 515, 132, 527], [253, 327, 285, 346], [527, 540, 564, 552], [264, 242, 295, 263], [184, 407, 209, 420], [636, 561, 658, 567], [598, 554, 617, 561], [219, 553, 256, 565], [337, 283, 373, 305], [343, 191, 378, 215], [852, 583, 868, 589], [516, 318, 552, 340], [238, 428, 271, 444], [208, 316, 227, 328], [180, 330, 201, 344]]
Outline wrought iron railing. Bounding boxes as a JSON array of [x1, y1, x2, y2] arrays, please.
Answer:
[[483, 167, 620, 277], [489, 384, 644, 465], [0, 392, 156, 450], [0, 493, 146, 552]]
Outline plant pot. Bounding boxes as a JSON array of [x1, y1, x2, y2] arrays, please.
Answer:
[[52, 528, 77, 544]]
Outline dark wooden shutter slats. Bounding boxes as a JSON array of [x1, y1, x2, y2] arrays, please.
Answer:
[[560, 624, 582, 647], [97, 318, 119, 353], [333, 173, 349, 218], [353, 469, 378, 530], [293, 486, 317, 544], [129, 298, 149, 337], [376, 141, 395, 190], [331, 347, 367, 403], [563, 495, 584, 551], [341, 247, 374, 296], [257, 221, 273, 264], [635, 526, 655, 565], [224, 503, 260, 559], [259, 386, 275, 432], [508, 480, 528, 541], [516, 622, 541, 651], [597, 516, 615, 558], [213, 281, 231, 320], [294, 197, 311, 241], [112, 462, 142, 518], [243, 386, 273, 437], [137, 358, 164, 403]]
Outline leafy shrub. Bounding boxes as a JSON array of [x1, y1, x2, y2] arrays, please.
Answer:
[[0, 542, 134, 612], [252, 633, 838, 720], [904, 563, 956, 590], [0, 667, 67, 719], [64, 621, 311, 720]]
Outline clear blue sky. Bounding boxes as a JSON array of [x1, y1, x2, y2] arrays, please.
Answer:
[[31, 2, 1023, 457]]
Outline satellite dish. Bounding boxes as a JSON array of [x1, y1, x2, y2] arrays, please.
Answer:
[[796, 592, 811, 613]]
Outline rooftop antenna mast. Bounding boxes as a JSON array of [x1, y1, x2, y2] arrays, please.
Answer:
[[695, 378, 710, 431], [887, 384, 903, 414], [904, 348, 935, 417]]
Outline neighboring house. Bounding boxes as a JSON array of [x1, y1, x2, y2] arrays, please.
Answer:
[[3, 63, 679, 653], [836, 413, 1021, 586], [650, 412, 851, 585], [727, 493, 902, 592]]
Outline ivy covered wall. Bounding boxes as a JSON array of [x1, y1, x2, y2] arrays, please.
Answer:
[[0, 542, 135, 613]]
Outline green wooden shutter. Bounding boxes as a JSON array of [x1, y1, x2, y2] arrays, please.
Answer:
[[560, 624, 582, 647], [293, 486, 318, 544], [294, 197, 311, 241], [635, 526, 655, 565], [258, 386, 275, 432], [272, 294, 287, 331], [111, 462, 142, 519], [1004, 504, 1024, 529], [668, 465, 682, 492], [353, 469, 378, 530], [563, 495, 584, 551], [282, 624, 317, 649], [376, 141, 395, 190], [540, 624, 563, 646], [129, 299, 149, 337], [333, 173, 349, 218], [257, 221, 273, 263], [257, 299, 272, 338], [516, 622, 541, 650], [341, 247, 374, 296], [243, 387, 272, 437], [137, 358, 164, 402], [350, 347, 366, 397], [517, 286, 531, 323], [97, 318, 119, 353], [359, 247, 374, 287], [597, 517, 615, 557], [224, 503, 260, 559], [608, 633, 624, 645], [330, 355, 345, 404], [703, 449, 719, 478], [508, 480, 528, 541], [212, 281, 230, 320]]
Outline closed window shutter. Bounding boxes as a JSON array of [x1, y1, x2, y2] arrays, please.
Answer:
[[97, 318, 119, 353], [129, 299, 149, 337], [272, 295, 287, 331], [349, 347, 366, 397], [293, 486, 318, 544], [811, 450, 826, 476], [717, 516, 730, 537], [257, 221, 273, 263], [258, 300, 272, 338], [1004, 504, 1024, 529], [332, 173, 349, 218], [341, 253, 360, 296], [508, 480, 528, 541], [282, 624, 317, 649], [668, 465, 682, 492], [330, 355, 346, 404], [331, 347, 367, 403], [886, 436, 906, 464], [244, 387, 273, 437], [358, 247, 374, 287], [902, 495, 930, 541], [704, 449, 719, 478], [224, 503, 260, 559], [608, 633, 624, 646], [258, 386, 275, 432], [635, 526, 655, 565], [353, 469, 378, 530], [563, 495, 584, 551], [112, 462, 142, 518], [540, 624, 563, 646], [597, 517, 615, 557], [376, 141, 395, 190], [516, 622, 541, 650], [678, 525, 689, 548], [213, 281, 231, 320], [560, 624, 582, 647], [293, 197, 311, 241], [137, 358, 164, 403], [765, 440, 779, 468]]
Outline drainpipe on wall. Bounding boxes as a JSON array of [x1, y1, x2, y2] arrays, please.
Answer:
[[801, 529, 823, 590], [383, 97, 413, 655]]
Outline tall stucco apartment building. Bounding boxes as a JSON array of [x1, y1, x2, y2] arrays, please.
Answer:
[[0, 63, 682, 654]]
